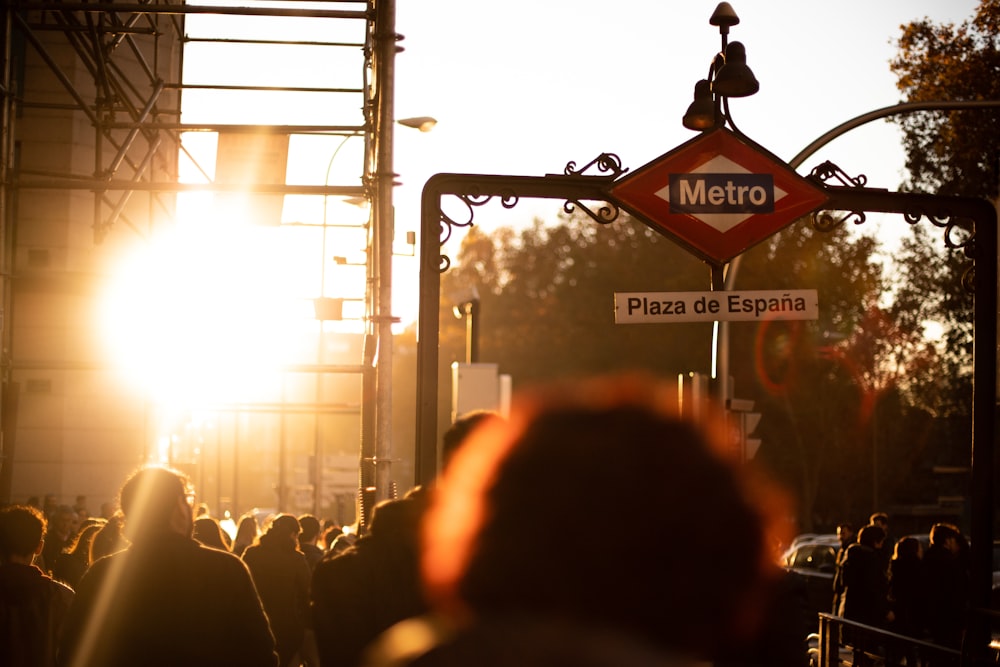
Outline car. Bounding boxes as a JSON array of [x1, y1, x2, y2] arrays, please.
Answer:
[[781, 534, 840, 618], [782, 534, 840, 569]]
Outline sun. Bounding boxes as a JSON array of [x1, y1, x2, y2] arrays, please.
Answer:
[[98, 209, 314, 408]]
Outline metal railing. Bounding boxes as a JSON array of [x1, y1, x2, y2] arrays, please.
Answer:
[[813, 612, 994, 667]]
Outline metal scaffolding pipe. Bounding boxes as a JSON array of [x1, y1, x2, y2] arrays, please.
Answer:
[[372, 0, 397, 503]]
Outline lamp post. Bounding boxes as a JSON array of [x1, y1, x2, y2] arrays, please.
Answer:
[[311, 109, 436, 516], [679, 2, 760, 407], [369, 0, 442, 505], [452, 289, 481, 365]]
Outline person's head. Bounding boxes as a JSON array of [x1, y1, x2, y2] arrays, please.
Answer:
[[930, 523, 962, 554], [193, 516, 229, 550], [234, 513, 260, 545], [0, 505, 46, 562], [869, 512, 889, 531], [441, 410, 502, 471], [67, 521, 105, 563], [99, 501, 117, 519], [321, 525, 343, 551], [90, 513, 127, 561], [298, 514, 321, 545], [893, 536, 922, 561], [421, 373, 785, 659], [263, 514, 301, 550], [119, 466, 194, 543], [50, 505, 77, 539], [857, 523, 886, 549], [836, 522, 855, 546]]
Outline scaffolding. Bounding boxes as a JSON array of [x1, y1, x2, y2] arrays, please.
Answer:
[[0, 0, 398, 521]]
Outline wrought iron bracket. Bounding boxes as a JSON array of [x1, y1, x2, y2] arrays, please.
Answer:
[[814, 179, 982, 293], [428, 160, 622, 273]]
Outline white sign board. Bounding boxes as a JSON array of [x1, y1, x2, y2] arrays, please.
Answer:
[[614, 289, 819, 324]]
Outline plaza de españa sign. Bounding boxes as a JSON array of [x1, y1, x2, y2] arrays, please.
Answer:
[[609, 128, 829, 265]]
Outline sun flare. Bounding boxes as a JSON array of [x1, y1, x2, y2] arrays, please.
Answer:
[[99, 216, 314, 407]]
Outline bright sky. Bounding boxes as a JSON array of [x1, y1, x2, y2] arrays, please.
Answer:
[[387, 0, 979, 321], [394, 0, 977, 204]]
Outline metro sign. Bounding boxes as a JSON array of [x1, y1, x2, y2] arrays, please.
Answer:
[[610, 128, 829, 265]]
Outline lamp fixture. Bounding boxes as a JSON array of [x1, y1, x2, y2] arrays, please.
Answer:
[[682, 80, 717, 131], [712, 42, 759, 98], [681, 3, 759, 132], [397, 116, 438, 132]]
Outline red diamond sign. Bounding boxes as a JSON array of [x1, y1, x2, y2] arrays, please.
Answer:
[[610, 128, 829, 265]]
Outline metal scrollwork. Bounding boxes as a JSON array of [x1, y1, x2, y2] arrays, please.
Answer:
[[961, 265, 975, 293], [808, 160, 868, 188], [563, 199, 620, 225], [438, 187, 520, 272], [891, 204, 977, 293], [909, 209, 976, 253], [564, 153, 627, 178], [811, 210, 867, 231]]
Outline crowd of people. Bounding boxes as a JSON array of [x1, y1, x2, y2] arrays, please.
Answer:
[[0, 372, 980, 667], [831, 513, 971, 664]]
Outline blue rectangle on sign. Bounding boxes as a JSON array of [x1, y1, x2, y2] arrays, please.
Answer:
[[669, 173, 774, 214]]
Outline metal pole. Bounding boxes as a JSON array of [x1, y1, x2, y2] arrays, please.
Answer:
[[0, 4, 13, 501], [414, 172, 616, 487], [372, 0, 397, 502]]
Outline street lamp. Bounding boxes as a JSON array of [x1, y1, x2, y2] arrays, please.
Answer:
[[682, 2, 759, 132], [397, 116, 438, 133], [450, 286, 481, 364]]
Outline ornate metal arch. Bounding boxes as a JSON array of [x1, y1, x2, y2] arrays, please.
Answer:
[[415, 166, 997, 633]]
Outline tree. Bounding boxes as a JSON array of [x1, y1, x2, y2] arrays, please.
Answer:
[[440, 212, 715, 386], [886, 1, 991, 416], [888, 225, 973, 417], [730, 219, 888, 528], [890, 0, 1000, 199]]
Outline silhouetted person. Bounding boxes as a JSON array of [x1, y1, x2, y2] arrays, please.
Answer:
[[312, 411, 501, 667], [0, 505, 76, 667], [42, 494, 58, 519], [298, 514, 324, 571], [244, 514, 311, 667], [869, 512, 892, 572], [58, 465, 277, 667], [52, 520, 105, 590], [840, 524, 892, 665], [88, 512, 127, 562], [365, 374, 789, 667], [99, 501, 117, 520], [887, 535, 925, 666], [192, 515, 230, 551], [232, 512, 260, 558], [922, 522, 968, 651], [312, 496, 428, 667], [832, 521, 855, 614], [40, 506, 76, 575], [297, 515, 325, 667]]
